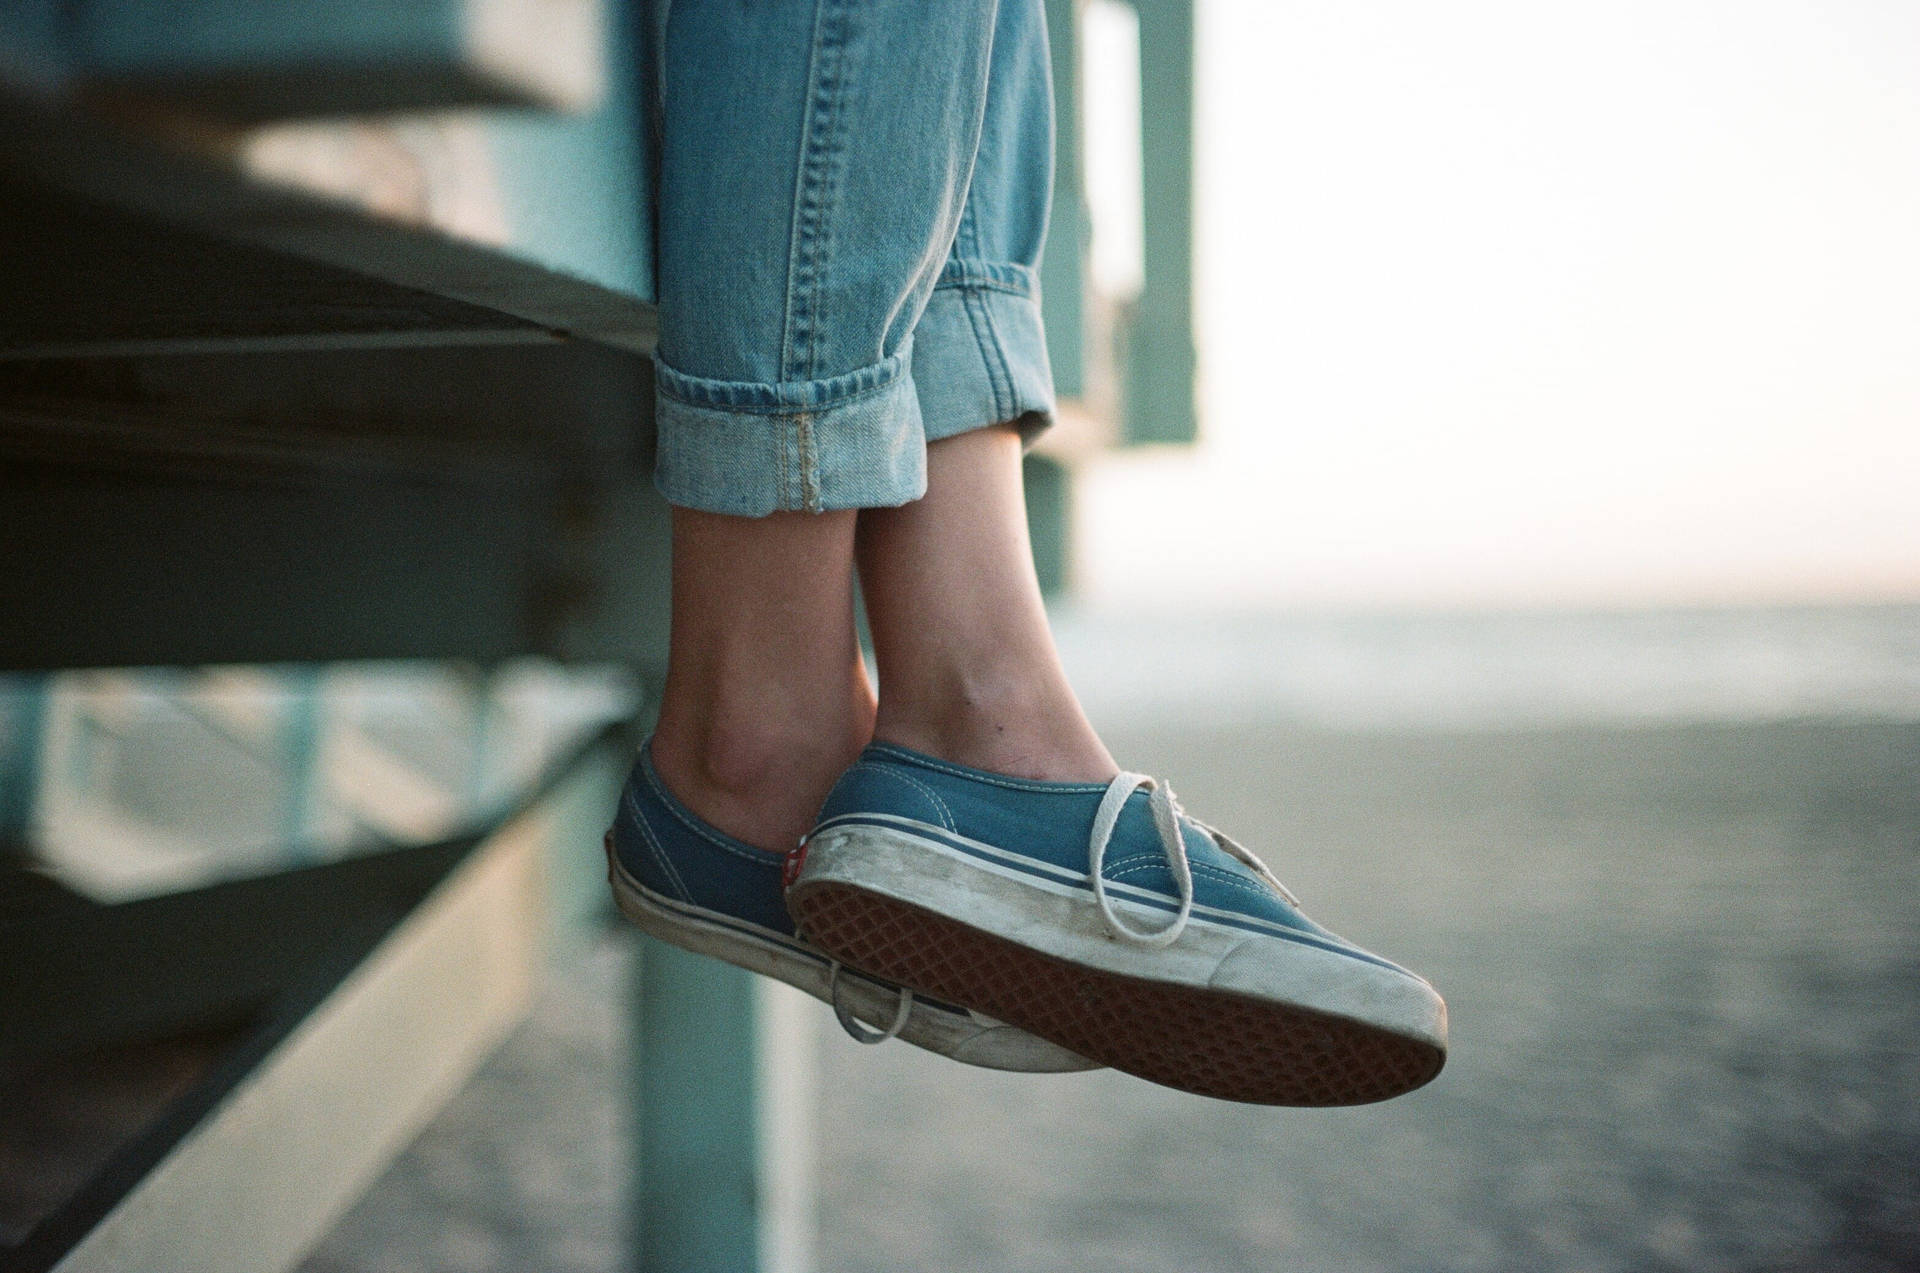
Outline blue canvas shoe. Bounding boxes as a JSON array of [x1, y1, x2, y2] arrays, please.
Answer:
[[605, 740, 1098, 1073], [785, 743, 1448, 1105]]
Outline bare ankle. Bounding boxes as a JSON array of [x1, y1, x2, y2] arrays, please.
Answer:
[[875, 667, 1114, 784], [652, 691, 874, 852]]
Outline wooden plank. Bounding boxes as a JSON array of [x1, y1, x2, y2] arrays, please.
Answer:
[[0, 458, 551, 670], [0, 90, 656, 356], [45, 792, 550, 1273], [0, 677, 47, 843], [0, 339, 671, 671], [0, 184, 555, 360], [0, 841, 465, 1071], [67, 0, 603, 121]]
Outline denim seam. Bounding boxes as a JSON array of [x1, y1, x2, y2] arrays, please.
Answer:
[[981, 291, 1019, 421], [777, 418, 790, 509], [778, 5, 818, 379], [656, 369, 907, 416], [950, 205, 1015, 418], [961, 286, 1012, 421], [798, 411, 820, 511], [935, 259, 1039, 297], [778, 0, 853, 508], [931, 277, 1034, 299], [787, 0, 852, 385]]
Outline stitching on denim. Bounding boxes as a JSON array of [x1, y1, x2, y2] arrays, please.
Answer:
[[867, 743, 1109, 793], [952, 206, 1010, 420], [787, 0, 852, 384], [784, 0, 834, 380], [936, 259, 1039, 297], [656, 348, 910, 403], [780, 0, 825, 381], [959, 287, 1008, 421], [982, 291, 1015, 419], [777, 411, 792, 509], [959, 185, 985, 265], [657, 371, 909, 416], [799, 411, 820, 512], [972, 277, 1019, 420], [930, 277, 1035, 299]]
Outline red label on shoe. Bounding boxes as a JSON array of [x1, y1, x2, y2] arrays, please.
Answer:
[[783, 839, 809, 889]]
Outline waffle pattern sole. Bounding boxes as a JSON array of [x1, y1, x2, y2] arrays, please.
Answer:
[[789, 881, 1445, 1106]]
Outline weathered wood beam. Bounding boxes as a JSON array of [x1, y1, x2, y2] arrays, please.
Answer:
[[64, 0, 604, 122], [0, 91, 656, 358]]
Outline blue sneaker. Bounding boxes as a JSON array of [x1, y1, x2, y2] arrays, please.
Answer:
[[785, 743, 1448, 1105], [604, 740, 1097, 1072]]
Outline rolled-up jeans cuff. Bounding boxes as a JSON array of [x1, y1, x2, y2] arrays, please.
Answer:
[[913, 264, 1055, 447], [653, 345, 928, 516]]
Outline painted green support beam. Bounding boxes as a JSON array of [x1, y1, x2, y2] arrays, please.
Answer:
[[61, 0, 604, 121], [1040, 0, 1088, 399], [633, 940, 814, 1273], [0, 673, 48, 850], [1023, 453, 1073, 597], [633, 942, 760, 1273], [1125, 0, 1198, 445]]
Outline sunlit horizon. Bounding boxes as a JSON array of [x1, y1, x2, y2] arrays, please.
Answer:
[[1076, 0, 1920, 613]]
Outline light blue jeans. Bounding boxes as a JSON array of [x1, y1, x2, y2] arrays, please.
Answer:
[[652, 0, 1056, 516]]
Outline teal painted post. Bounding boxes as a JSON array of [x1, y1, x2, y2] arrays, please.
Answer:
[[0, 0, 70, 92], [0, 675, 49, 851], [64, 0, 604, 119], [279, 664, 325, 862], [1041, 0, 1087, 399], [1023, 454, 1073, 597], [486, 0, 654, 303], [1125, 0, 1198, 445], [542, 723, 629, 953], [633, 940, 763, 1273]]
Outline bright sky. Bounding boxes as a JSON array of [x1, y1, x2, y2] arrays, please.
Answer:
[[1076, 0, 1920, 610]]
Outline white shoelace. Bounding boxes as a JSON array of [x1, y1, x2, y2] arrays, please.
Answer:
[[1089, 771, 1300, 948], [828, 962, 913, 1045], [820, 772, 1298, 1042]]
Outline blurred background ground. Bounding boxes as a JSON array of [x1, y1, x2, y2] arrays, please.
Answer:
[[300, 603, 1920, 1273]]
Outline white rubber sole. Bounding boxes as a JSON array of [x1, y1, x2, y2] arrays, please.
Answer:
[[603, 832, 1098, 1074], [788, 818, 1448, 1105]]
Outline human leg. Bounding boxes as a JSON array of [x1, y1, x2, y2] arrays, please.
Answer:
[[626, 0, 1449, 1100], [859, 425, 1113, 783], [846, 0, 1108, 781], [644, 0, 1014, 847], [649, 506, 870, 853], [609, 0, 1098, 1072]]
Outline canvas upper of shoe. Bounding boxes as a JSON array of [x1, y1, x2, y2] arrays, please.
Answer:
[[609, 743, 795, 937], [809, 743, 1422, 981], [606, 741, 1104, 1072]]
